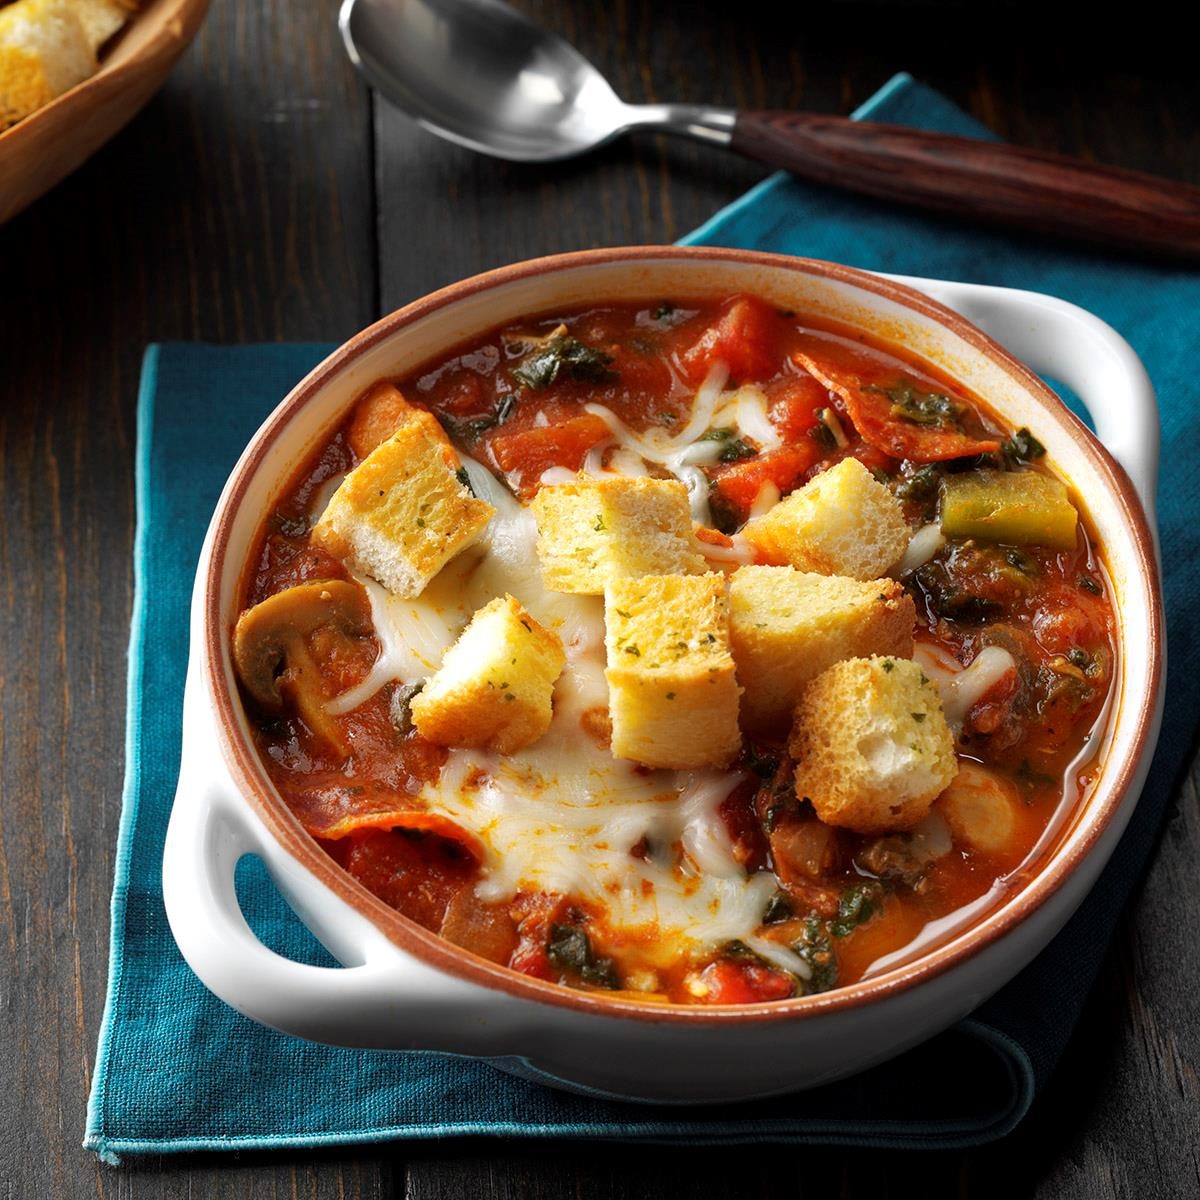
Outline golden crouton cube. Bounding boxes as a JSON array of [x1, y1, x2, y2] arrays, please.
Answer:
[[71, 0, 130, 52], [1, 0, 96, 130], [313, 415, 495, 598], [604, 573, 741, 769], [743, 457, 910, 580], [789, 656, 957, 834], [729, 566, 916, 731], [410, 595, 566, 754], [532, 476, 706, 595]]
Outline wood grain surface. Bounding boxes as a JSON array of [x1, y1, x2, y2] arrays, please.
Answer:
[[0, 1, 1196, 1196]]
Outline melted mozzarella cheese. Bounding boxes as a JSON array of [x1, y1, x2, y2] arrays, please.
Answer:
[[895, 523, 946, 576], [714, 385, 782, 452], [327, 453, 779, 962], [914, 642, 1018, 733]]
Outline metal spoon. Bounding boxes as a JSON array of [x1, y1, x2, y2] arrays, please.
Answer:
[[339, 0, 1200, 261]]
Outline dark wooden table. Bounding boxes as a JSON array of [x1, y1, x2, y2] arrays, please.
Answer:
[[2, 1, 1197, 1195]]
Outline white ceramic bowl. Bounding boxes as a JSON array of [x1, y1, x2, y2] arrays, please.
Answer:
[[163, 248, 1163, 1103]]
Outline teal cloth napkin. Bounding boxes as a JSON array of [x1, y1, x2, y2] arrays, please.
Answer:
[[85, 73, 1198, 1164]]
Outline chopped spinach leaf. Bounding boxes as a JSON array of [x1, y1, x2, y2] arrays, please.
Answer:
[[1001, 427, 1047, 465], [745, 748, 781, 779], [718, 437, 756, 463], [1079, 575, 1103, 595], [793, 916, 839, 993], [454, 465, 475, 494], [547, 923, 619, 989], [388, 681, 424, 737], [706, 481, 741, 536], [511, 335, 617, 391], [763, 787, 800, 834], [437, 393, 517, 445], [895, 463, 944, 501], [830, 883, 882, 937], [762, 891, 794, 925], [809, 419, 837, 451], [1067, 646, 1096, 673], [273, 513, 310, 538], [867, 379, 963, 429]]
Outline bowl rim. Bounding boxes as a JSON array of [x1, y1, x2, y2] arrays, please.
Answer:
[[201, 245, 1163, 1025]]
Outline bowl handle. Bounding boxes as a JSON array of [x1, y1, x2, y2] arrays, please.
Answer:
[[886, 276, 1160, 546], [163, 658, 523, 1051]]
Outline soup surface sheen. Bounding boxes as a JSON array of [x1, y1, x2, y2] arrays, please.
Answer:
[[236, 296, 1115, 1005]]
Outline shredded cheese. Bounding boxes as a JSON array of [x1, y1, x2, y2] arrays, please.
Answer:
[[326, 452, 778, 962]]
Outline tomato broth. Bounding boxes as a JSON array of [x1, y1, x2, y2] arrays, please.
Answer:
[[235, 295, 1115, 1005]]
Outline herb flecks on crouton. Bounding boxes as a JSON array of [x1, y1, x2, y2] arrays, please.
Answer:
[[532, 475, 705, 595], [410, 594, 566, 754], [313, 413, 495, 598], [729, 565, 916, 731], [743, 457, 909, 580], [789, 656, 957, 834], [604, 572, 741, 769]]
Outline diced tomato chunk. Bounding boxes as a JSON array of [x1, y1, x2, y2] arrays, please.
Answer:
[[1031, 583, 1110, 656], [767, 374, 829, 441], [336, 828, 475, 932], [678, 295, 780, 386], [509, 942, 554, 981], [508, 892, 571, 981], [851, 441, 898, 475], [432, 370, 489, 416], [718, 780, 769, 871], [710, 443, 823, 522], [488, 414, 612, 479], [694, 958, 796, 1004]]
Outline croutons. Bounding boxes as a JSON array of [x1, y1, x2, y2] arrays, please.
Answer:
[[935, 762, 1019, 855], [729, 566, 915, 730], [313, 414, 495, 598], [71, 0, 130, 52], [604, 572, 741, 769], [1, 0, 95, 130], [789, 656, 957, 834], [742, 458, 909, 580], [410, 594, 566, 754], [532, 476, 706, 595]]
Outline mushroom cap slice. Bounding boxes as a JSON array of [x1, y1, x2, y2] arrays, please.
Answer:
[[233, 579, 374, 711]]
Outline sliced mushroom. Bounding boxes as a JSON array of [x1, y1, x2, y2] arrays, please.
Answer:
[[232, 579, 374, 756]]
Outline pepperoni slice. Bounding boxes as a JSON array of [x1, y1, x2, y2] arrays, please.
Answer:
[[303, 801, 485, 862], [793, 351, 1001, 462]]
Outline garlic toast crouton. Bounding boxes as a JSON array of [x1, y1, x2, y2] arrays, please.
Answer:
[[313, 416, 495, 597], [1, 0, 95, 130], [532, 476, 705, 595], [71, 0, 130, 52], [729, 566, 915, 730], [604, 572, 741, 769], [743, 457, 909, 580], [410, 595, 566, 754], [789, 656, 956, 834]]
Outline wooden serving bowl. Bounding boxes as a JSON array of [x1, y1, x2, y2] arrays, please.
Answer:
[[0, 0, 210, 224]]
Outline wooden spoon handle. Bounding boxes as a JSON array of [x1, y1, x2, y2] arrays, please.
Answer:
[[731, 112, 1200, 261]]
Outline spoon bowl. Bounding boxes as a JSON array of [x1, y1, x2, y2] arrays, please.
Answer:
[[338, 0, 733, 161], [341, 0, 629, 160]]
